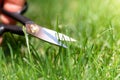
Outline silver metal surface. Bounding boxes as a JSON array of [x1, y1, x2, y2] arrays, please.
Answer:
[[26, 23, 76, 47]]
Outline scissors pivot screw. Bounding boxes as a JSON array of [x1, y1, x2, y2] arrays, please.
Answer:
[[26, 24, 39, 34]]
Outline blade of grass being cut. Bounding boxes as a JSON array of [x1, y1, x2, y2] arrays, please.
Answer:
[[22, 26, 32, 61]]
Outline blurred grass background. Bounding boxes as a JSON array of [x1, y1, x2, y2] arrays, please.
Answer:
[[1, 0, 120, 79]]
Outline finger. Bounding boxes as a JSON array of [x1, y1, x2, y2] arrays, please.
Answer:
[[0, 14, 16, 24]]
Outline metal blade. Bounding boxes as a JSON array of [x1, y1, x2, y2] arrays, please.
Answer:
[[43, 28, 76, 42], [26, 23, 76, 48]]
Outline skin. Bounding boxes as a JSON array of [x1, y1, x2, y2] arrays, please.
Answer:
[[0, 0, 25, 44]]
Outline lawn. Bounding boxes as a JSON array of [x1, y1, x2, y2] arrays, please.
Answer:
[[1, 0, 120, 80]]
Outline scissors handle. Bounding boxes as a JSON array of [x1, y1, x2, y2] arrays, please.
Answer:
[[0, 1, 29, 24], [1, 9, 33, 25], [0, 24, 24, 35]]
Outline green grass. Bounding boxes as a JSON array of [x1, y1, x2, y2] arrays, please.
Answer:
[[1, 0, 120, 79]]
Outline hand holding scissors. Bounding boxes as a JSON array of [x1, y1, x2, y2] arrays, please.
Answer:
[[0, 0, 25, 44], [0, 0, 76, 48]]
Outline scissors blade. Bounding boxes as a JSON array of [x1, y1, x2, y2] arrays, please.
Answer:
[[42, 28, 76, 42], [26, 23, 76, 47]]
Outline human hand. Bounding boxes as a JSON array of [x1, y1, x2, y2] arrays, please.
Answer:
[[0, 0, 25, 44]]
